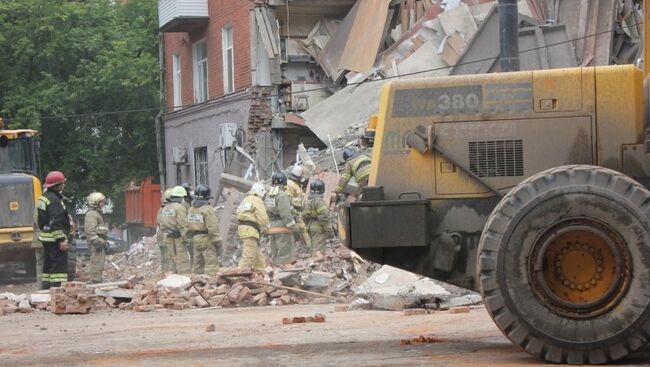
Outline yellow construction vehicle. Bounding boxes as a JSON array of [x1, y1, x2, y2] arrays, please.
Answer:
[[340, 0, 650, 363], [0, 117, 42, 281]]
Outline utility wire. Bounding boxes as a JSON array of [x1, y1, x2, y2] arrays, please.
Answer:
[[37, 19, 642, 121]]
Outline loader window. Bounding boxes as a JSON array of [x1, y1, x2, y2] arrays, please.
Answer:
[[0, 136, 38, 176]]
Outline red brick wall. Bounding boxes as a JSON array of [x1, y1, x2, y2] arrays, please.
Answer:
[[163, 0, 252, 111]]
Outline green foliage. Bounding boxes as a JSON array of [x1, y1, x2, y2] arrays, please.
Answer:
[[0, 0, 160, 223]]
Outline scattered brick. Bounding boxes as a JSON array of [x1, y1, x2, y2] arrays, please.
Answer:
[[313, 313, 326, 323], [400, 335, 444, 345], [403, 308, 428, 316], [282, 317, 292, 325], [334, 304, 349, 312], [449, 306, 470, 314], [205, 324, 216, 332]]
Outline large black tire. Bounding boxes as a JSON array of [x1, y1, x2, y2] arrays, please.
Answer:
[[478, 165, 650, 364]]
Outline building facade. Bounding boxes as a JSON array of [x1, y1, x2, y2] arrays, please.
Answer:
[[158, 0, 352, 194]]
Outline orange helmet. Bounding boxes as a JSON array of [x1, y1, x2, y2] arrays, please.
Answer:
[[44, 171, 66, 188]]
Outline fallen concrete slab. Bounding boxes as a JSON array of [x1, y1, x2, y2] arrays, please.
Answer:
[[354, 265, 450, 311]]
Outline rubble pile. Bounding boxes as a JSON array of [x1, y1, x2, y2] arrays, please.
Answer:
[[76, 236, 161, 282], [50, 282, 96, 314]]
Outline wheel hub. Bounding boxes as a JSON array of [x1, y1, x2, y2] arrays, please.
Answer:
[[529, 218, 631, 318]]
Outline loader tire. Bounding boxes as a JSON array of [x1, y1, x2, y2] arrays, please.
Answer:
[[478, 165, 650, 364]]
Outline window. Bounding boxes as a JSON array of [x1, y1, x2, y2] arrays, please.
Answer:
[[194, 147, 208, 186], [222, 26, 234, 94], [172, 54, 182, 110], [192, 40, 208, 103]]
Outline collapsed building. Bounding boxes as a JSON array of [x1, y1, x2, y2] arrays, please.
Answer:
[[158, 0, 641, 193]]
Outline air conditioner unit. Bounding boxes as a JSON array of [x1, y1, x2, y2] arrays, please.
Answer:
[[219, 123, 238, 148], [171, 146, 188, 165]]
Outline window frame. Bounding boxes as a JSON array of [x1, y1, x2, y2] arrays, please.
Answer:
[[222, 26, 234, 94], [193, 146, 208, 187], [192, 39, 209, 103], [172, 54, 182, 110]]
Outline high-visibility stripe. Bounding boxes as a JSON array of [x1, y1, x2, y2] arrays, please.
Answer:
[[269, 227, 291, 234], [41, 273, 51, 281], [50, 273, 68, 282]]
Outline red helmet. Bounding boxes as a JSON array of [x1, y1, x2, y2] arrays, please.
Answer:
[[44, 171, 66, 188]]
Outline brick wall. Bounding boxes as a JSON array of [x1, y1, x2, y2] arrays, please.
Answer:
[[163, 0, 252, 111]]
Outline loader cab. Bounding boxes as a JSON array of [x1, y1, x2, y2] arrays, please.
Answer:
[[0, 127, 41, 178]]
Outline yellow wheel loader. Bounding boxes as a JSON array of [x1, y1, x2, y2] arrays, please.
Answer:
[[340, 0, 650, 363], [0, 117, 43, 281]]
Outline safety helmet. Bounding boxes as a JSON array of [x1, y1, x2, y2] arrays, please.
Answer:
[[194, 184, 211, 199], [342, 147, 357, 162], [289, 165, 304, 181], [250, 182, 267, 198], [163, 188, 173, 202], [44, 171, 66, 188], [310, 179, 325, 194], [171, 186, 187, 197], [271, 172, 287, 186], [87, 192, 106, 208], [181, 182, 193, 196]]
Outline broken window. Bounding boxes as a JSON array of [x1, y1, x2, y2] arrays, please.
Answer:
[[172, 54, 182, 110], [222, 26, 234, 94], [193, 40, 208, 103], [194, 147, 208, 187]]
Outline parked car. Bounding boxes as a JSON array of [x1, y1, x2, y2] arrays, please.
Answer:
[[73, 230, 128, 257]]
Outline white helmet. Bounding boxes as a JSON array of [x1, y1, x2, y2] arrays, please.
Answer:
[[250, 182, 267, 198], [291, 165, 304, 178], [88, 192, 106, 208]]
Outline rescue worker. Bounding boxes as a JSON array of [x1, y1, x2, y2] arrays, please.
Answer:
[[236, 182, 269, 270], [37, 171, 71, 289], [334, 147, 371, 200], [158, 186, 191, 274], [265, 172, 299, 265], [186, 185, 223, 275], [156, 188, 174, 274], [286, 165, 311, 249], [302, 179, 334, 255], [85, 192, 109, 283]]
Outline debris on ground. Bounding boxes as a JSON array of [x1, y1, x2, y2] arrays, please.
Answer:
[[400, 335, 445, 345], [282, 313, 327, 325]]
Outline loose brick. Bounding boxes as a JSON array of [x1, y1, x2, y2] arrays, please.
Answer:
[[206, 324, 216, 332], [282, 317, 292, 325], [279, 295, 291, 305], [449, 306, 470, 314], [313, 313, 326, 323], [334, 304, 349, 312], [292, 316, 306, 323], [403, 308, 428, 316]]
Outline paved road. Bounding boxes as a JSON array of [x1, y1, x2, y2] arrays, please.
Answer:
[[1, 304, 649, 366]]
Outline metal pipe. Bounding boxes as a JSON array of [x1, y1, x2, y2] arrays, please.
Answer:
[[498, 0, 520, 72]]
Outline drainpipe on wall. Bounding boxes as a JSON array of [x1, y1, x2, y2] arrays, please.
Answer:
[[155, 31, 167, 189]]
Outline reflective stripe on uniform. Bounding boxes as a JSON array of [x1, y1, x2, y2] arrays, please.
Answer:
[[49, 273, 68, 282], [269, 227, 291, 234], [41, 273, 51, 281]]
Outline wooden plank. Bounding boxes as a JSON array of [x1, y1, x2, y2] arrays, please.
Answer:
[[254, 8, 276, 58], [534, 28, 550, 69], [317, 1, 360, 82], [582, 0, 600, 66], [574, 0, 589, 64], [338, 0, 393, 73]]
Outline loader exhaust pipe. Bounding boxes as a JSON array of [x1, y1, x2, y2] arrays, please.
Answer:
[[498, 0, 519, 72]]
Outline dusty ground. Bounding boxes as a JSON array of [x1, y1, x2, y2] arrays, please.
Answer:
[[1, 303, 650, 367]]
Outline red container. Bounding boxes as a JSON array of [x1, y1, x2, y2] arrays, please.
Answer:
[[124, 177, 161, 228]]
